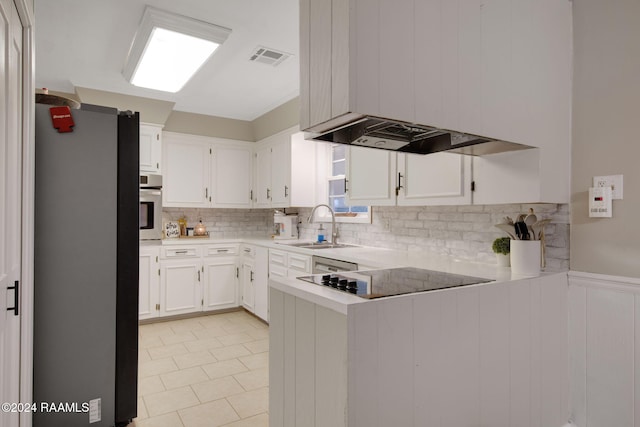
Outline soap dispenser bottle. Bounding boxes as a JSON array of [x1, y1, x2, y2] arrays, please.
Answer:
[[317, 223, 325, 243]]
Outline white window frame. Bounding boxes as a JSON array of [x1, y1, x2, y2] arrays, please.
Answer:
[[315, 144, 371, 224]]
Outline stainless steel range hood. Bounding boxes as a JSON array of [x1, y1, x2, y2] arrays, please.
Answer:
[[305, 114, 532, 156]]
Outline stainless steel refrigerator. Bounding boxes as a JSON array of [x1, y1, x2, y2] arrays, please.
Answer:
[[34, 102, 139, 427]]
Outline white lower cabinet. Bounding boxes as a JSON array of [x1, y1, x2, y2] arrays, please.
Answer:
[[269, 249, 312, 279], [158, 244, 241, 318], [160, 257, 202, 317], [139, 246, 160, 320], [241, 244, 269, 322], [203, 256, 239, 311], [241, 257, 255, 312]]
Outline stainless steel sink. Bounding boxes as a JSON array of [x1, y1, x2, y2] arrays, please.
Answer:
[[276, 242, 358, 250]]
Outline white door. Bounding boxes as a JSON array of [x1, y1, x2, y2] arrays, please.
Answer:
[[270, 140, 291, 207], [203, 257, 238, 311], [139, 123, 162, 173], [211, 145, 252, 208], [345, 146, 396, 206], [396, 152, 472, 206], [241, 260, 255, 312], [163, 135, 209, 208], [254, 146, 272, 207], [139, 247, 159, 320], [0, 0, 22, 425], [160, 260, 202, 316]]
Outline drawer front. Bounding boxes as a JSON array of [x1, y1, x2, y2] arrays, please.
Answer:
[[241, 245, 255, 258], [287, 253, 311, 273], [269, 249, 287, 267], [162, 246, 202, 259], [206, 244, 239, 257]]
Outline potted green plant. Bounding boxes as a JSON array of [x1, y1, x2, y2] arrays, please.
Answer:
[[492, 237, 511, 267]]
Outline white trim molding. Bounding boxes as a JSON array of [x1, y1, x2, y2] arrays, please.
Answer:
[[568, 270, 640, 427]]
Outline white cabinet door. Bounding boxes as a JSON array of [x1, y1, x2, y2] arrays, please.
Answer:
[[139, 123, 162, 173], [346, 146, 396, 206], [160, 259, 202, 316], [253, 246, 269, 322], [254, 146, 272, 207], [397, 152, 472, 206], [211, 145, 253, 208], [203, 257, 238, 311], [139, 246, 160, 320], [241, 259, 255, 312], [271, 140, 292, 207], [163, 135, 209, 208]]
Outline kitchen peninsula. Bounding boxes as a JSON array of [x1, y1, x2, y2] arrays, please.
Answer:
[[269, 260, 568, 427]]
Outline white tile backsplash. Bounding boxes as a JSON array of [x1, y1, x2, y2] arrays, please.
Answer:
[[297, 203, 570, 269], [164, 203, 570, 269]]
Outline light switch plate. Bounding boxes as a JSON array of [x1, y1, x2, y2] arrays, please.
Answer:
[[593, 174, 623, 199]]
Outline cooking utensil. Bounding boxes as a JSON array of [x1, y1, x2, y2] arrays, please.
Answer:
[[514, 221, 530, 240], [530, 218, 552, 240], [524, 208, 537, 227], [495, 223, 516, 240]]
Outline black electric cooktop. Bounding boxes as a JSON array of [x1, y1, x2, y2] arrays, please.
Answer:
[[297, 267, 492, 299]]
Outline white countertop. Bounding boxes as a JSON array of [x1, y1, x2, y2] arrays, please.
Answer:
[[144, 235, 567, 314]]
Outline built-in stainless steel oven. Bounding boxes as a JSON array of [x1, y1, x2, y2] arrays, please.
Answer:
[[140, 174, 162, 240]]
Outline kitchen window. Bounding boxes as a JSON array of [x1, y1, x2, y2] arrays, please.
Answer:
[[326, 144, 370, 223]]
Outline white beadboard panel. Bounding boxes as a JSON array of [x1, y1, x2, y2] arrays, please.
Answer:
[[353, 0, 380, 115], [283, 293, 297, 427], [412, 291, 443, 427], [568, 271, 640, 427], [308, 0, 332, 127], [377, 298, 414, 427], [295, 299, 315, 427], [269, 288, 285, 426], [509, 280, 533, 426], [568, 284, 587, 427], [540, 274, 570, 426], [331, 0, 350, 118], [315, 305, 348, 427], [529, 277, 543, 427], [452, 286, 481, 426], [479, 282, 511, 427], [348, 302, 379, 427], [586, 287, 634, 426], [636, 294, 640, 427]]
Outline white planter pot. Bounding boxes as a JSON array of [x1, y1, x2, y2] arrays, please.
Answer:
[[510, 240, 541, 277], [495, 253, 510, 267]]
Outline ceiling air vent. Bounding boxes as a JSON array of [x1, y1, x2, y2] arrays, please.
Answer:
[[249, 46, 290, 66]]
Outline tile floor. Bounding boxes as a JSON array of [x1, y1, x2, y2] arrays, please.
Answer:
[[132, 310, 269, 427]]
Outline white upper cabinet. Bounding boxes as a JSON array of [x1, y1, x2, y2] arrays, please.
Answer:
[[254, 126, 318, 208], [345, 146, 396, 206], [396, 152, 472, 206], [139, 123, 163, 174], [345, 146, 472, 207], [163, 132, 253, 208]]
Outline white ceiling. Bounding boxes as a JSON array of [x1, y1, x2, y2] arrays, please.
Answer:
[[34, 0, 300, 121]]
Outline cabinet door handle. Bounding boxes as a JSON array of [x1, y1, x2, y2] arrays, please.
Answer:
[[7, 280, 18, 316], [250, 271, 254, 282], [197, 271, 201, 281], [284, 185, 289, 197], [217, 249, 229, 253], [344, 178, 349, 193], [396, 172, 404, 196], [250, 190, 253, 201], [205, 188, 209, 199], [244, 248, 251, 253], [175, 250, 188, 254], [267, 188, 271, 200], [236, 267, 239, 278]]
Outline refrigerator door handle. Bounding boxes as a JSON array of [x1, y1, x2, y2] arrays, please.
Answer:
[[7, 280, 19, 316]]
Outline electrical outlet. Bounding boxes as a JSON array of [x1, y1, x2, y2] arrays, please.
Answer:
[[593, 174, 623, 200]]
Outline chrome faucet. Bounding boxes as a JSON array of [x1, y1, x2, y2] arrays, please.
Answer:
[[307, 204, 337, 244]]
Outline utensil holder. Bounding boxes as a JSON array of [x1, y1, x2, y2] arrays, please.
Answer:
[[510, 240, 541, 277]]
